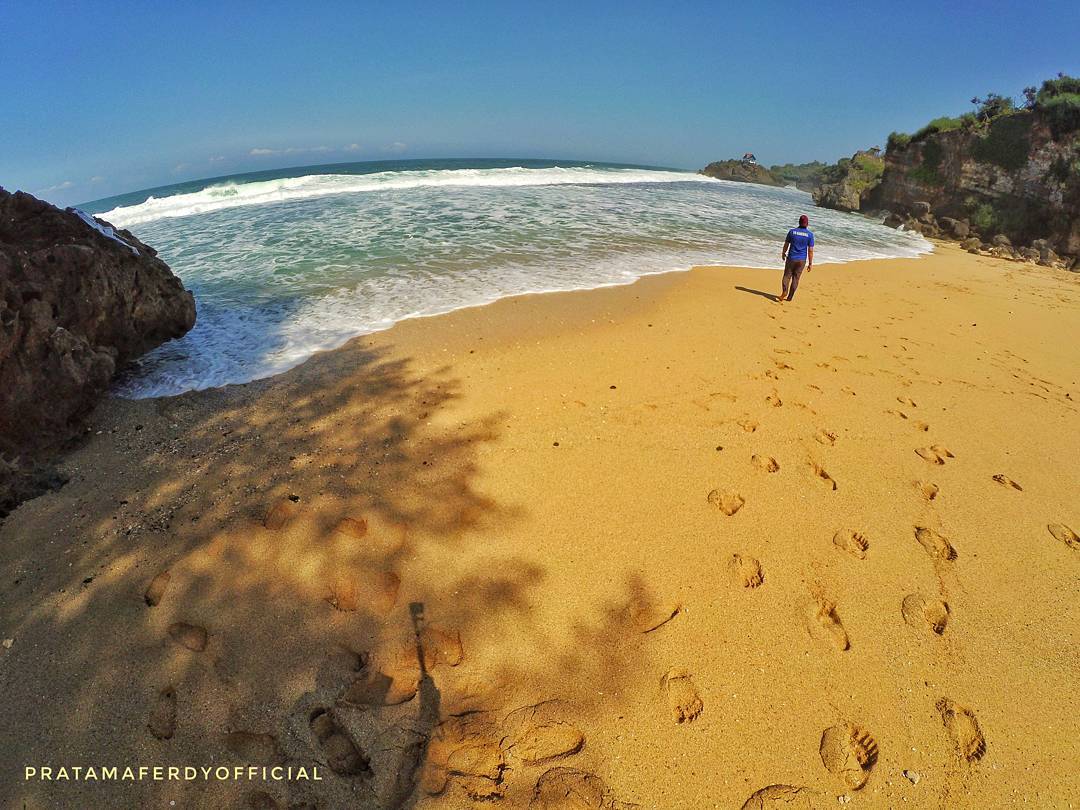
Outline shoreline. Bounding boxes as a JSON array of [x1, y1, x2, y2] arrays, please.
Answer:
[[117, 236, 933, 401], [2, 245, 1078, 808]]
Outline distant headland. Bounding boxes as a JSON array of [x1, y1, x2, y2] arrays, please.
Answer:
[[700, 73, 1079, 271]]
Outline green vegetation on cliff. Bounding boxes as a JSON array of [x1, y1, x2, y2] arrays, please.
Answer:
[[811, 150, 885, 212], [1036, 75, 1080, 137], [767, 161, 828, 191], [876, 73, 1080, 263], [889, 74, 1080, 157], [970, 114, 1032, 170]]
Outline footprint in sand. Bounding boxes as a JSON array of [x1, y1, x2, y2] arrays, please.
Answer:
[[503, 701, 586, 765], [168, 622, 208, 652], [915, 527, 957, 561], [936, 698, 986, 762], [916, 445, 954, 465], [740, 784, 825, 810], [901, 594, 950, 635], [832, 529, 868, 560], [332, 516, 368, 539], [774, 360, 794, 371], [992, 474, 1023, 491], [819, 723, 879, 790], [420, 711, 504, 798], [1048, 523, 1079, 550], [263, 495, 300, 530], [708, 489, 745, 516], [661, 669, 703, 724], [530, 767, 631, 810], [143, 570, 171, 607], [751, 454, 780, 473], [810, 462, 837, 490], [147, 686, 177, 740], [916, 481, 940, 501], [324, 570, 400, 616], [814, 429, 837, 446], [912, 420, 930, 432], [897, 396, 918, 408], [766, 392, 783, 408], [804, 598, 849, 651], [728, 553, 764, 588], [738, 419, 759, 433], [309, 708, 370, 776], [886, 408, 909, 420], [343, 626, 465, 709]]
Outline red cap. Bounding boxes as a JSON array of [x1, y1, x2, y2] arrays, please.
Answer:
[[799, 215, 809, 227]]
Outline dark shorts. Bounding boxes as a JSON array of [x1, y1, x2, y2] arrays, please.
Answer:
[[784, 258, 807, 276], [782, 258, 807, 299]]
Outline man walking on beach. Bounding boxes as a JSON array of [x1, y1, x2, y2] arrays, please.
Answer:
[[779, 215, 814, 302]]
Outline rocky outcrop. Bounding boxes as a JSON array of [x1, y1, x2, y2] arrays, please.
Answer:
[[768, 161, 828, 192], [0, 187, 196, 513], [699, 160, 782, 186], [811, 150, 885, 212], [869, 106, 1079, 267]]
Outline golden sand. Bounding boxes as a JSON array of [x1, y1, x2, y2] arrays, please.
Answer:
[[1, 244, 1078, 808]]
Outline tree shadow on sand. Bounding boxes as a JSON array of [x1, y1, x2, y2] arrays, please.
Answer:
[[0, 338, 667, 809]]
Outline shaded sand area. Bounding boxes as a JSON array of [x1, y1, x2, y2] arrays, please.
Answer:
[[1, 244, 1078, 808]]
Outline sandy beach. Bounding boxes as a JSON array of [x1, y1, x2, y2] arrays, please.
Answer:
[[1, 243, 1078, 809]]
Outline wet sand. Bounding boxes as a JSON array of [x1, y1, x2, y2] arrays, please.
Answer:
[[1, 243, 1078, 808]]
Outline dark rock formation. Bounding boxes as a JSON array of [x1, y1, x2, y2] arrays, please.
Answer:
[[0, 187, 195, 513], [808, 77, 1079, 270], [868, 104, 1079, 268], [811, 150, 885, 212], [699, 160, 782, 186]]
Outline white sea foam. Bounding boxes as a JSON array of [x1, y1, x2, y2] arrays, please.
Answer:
[[101, 166, 719, 228], [71, 208, 140, 254], [109, 165, 931, 398]]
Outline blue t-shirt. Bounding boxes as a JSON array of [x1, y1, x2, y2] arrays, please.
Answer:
[[786, 227, 815, 261]]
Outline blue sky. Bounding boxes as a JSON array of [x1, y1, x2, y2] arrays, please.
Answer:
[[2, 0, 1077, 206]]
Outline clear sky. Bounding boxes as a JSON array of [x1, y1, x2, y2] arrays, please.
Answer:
[[2, 0, 1077, 206]]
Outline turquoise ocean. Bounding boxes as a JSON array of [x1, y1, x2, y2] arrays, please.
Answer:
[[83, 158, 930, 398]]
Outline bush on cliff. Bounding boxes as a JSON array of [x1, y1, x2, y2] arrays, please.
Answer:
[[972, 93, 1017, 122], [906, 140, 945, 186], [887, 132, 911, 151], [1027, 74, 1080, 138], [912, 114, 976, 142], [971, 114, 1032, 170], [1040, 95, 1080, 137], [965, 199, 997, 232]]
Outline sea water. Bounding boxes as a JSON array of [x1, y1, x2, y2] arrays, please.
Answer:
[[84, 158, 930, 398]]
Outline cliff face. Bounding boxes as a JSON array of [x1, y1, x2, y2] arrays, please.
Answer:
[[0, 188, 196, 512], [700, 160, 782, 186], [869, 112, 1080, 261], [811, 150, 885, 212]]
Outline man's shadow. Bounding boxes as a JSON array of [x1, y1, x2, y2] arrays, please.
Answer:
[[734, 285, 781, 302]]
